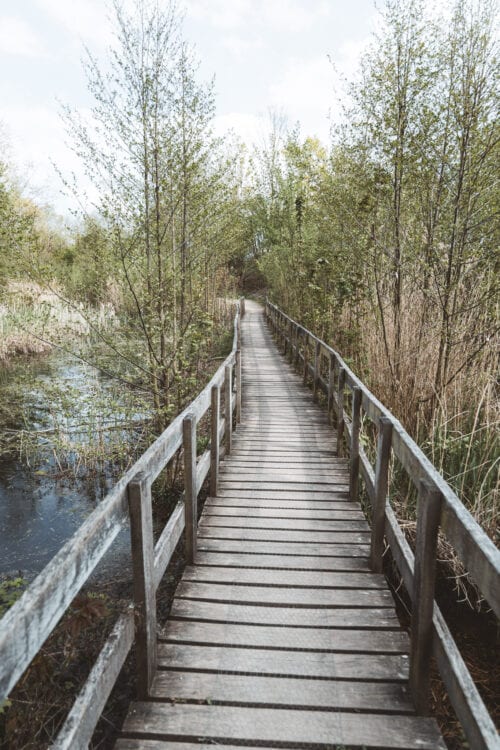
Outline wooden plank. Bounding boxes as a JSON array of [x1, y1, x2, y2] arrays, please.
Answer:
[[183, 414, 197, 565], [410, 480, 442, 714], [153, 501, 184, 590], [128, 472, 157, 699], [203, 506, 365, 519], [194, 551, 370, 571], [160, 620, 409, 653], [199, 516, 369, 532], [157, 643, 409, 680], [196, 538, 370, 557], [370, 417, 393, 572], [53, 612, 134, 750], [182, 565, 386, 589], [116, 742, 278, 750], [209, 385, 220, 496], [150, 670, 414, 712], [197, 527, 370, 544], [120, 703, 446, 749], [175, 581, 394, 607], [207, 497, 358, 510], [218, 481, 350, 492], [216, 489, 349, 500]]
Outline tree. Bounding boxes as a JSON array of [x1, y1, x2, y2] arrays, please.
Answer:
[[62, 0, 241, 425]]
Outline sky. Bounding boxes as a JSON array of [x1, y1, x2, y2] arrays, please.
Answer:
[[0, 0, 379, 215]]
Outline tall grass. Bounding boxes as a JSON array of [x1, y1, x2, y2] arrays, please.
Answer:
[[0, 281, 116, 361]]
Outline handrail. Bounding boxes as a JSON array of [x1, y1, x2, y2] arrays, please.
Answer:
[[266, 299, 500, 750], [0, 299, 244, 749]]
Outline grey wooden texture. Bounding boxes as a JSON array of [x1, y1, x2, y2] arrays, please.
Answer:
[[157, 642, 410, 680], [114, 301, 445, 750], [181, 564, 386, 588], [169, 597, 401, 627], [160, 619, 409, 652], [53, 612, 134, 750], [196, 537, 371, 556], [150, 670, 414, 711], [128, 472, 157, 698], [193, 550, 370, 570], [120, 703, 446, 749]]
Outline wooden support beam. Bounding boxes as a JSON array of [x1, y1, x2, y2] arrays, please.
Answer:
[[370, 417, 393, 573], [210, 385, 220, 497], [313, 341, 321, 401], [224, 364, 232, 455], [337, 367, 346, 457], [235, 350, 242, 424], [183, 414, 197, 565], [128, 471, 156, 699], [410, 480, 442, 714], [349, 387, 362, 502]]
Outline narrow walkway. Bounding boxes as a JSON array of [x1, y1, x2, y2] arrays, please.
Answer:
[[115, 302, 445, 749]]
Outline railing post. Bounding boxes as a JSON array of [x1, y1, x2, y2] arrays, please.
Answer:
[[224, 364, 232, 455], [235, 349, 242, 423], [210, 384, 220, 496], [370, 416, 393, 572], [337, 366, 346, 456], [183, 413, 197, 565], [313, 341, 321, 401], [303, 334, 309, 385], [240, 297, 245, 316], [349, 387, 362, 501], [295, 326, 301, 368], [128, 471, 156, 699], [328, 353, 335, 423], [410, 480, 442, 715]]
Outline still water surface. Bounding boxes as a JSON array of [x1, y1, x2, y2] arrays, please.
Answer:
[[0, 352, 147, 580]]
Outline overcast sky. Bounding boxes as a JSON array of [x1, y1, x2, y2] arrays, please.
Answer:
[[0, 0, 378, 214]]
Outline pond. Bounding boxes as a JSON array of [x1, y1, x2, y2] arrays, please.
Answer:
[[0, 351, 150, 581]]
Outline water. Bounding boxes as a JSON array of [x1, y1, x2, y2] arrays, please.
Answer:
[[0, 352, 149, 581]]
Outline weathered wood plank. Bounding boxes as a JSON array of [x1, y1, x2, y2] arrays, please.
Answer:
[[150, 670, 414, 712], [160, 620, 409, 652], [53, 612, 134, 750], [153, 501, 184, 590], [207, 496, 356, 510], [196, 538, 370, 556], [197, 527, 370, 543], [181, 565, 386, 589], [120, 703, 446, 749], [157, 642, 410, 680], [199, 516, 369, 532], [203, 506, 365, 519], [175, 581, 394, 607], [193, 551, 370, 570]]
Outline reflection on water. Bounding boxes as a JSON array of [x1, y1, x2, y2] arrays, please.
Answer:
[[0, 352, 148, 580]]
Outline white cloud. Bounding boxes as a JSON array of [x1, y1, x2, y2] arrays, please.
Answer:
[[267, 56, 334, 141], [186, 0, 329, 32], [0, 16, 49, 58], [2, 104, 94, 213], [222, 34, 263, 60], [34, 0, 113, 51], [213, 111, 263, 146]]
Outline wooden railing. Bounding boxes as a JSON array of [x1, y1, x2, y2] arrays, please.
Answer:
[[266, 300, 500, 750], [0, 299, 245, 750]]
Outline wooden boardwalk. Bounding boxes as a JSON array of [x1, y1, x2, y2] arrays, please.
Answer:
[[115, 301, 446, 749]]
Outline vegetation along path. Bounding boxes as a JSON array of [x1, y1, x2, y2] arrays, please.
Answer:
[[114, 301, 446, 749]]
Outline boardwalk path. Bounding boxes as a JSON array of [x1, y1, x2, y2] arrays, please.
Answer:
[[115, 301, 445, 749]]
